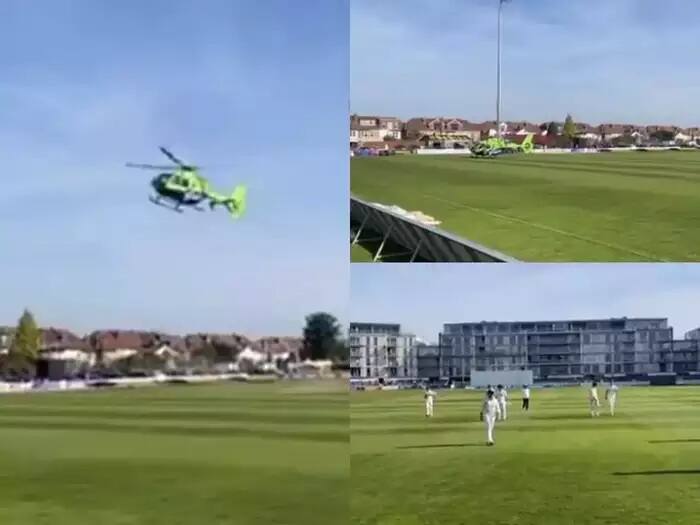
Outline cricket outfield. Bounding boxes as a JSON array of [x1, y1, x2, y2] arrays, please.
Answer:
[[0, 380, 348, 525], [351, 386, 700, 525], [350, 151, 700, 262]]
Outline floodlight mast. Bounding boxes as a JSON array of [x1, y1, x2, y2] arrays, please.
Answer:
[[496, 0, 510, 139]]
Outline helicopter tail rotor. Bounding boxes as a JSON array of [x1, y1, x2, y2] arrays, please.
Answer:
[[227, 185, 247, 219]]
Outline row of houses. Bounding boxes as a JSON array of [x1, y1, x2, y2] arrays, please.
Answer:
[[0, 326, 304, 374], [350, 114, 700, 150]]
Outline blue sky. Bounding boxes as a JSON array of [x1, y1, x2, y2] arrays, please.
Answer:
[[0, 0, 348, 337], [351, 0, 700, 126], [351, 264, 700, 341]]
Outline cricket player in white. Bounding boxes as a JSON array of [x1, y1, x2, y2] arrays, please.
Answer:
[[589, 381, 601, 417], [605, 380, 619, 416], [522, 384, 530, 411], [495, 384, 508, 420], [480, 390, 502, 446], [424, 387, 436, 417]]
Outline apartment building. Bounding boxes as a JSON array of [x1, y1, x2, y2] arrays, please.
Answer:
[[437, 317, 680, 381], [349, 322, 415, 378], [656, 338, 700, 374], [415, 343, 441, 379], [685, 327, 700, 341]]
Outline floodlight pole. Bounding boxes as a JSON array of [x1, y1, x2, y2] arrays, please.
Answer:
[[496, 0, 506, 139]]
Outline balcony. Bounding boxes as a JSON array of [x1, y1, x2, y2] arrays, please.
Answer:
[[529, 347, 580, 356], [532, 337, 580, 345]]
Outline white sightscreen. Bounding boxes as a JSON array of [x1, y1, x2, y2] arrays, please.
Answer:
[[471, 370, 534, 388]]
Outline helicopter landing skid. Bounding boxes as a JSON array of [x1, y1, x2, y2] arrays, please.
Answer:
[[149, 196, 183, 213]]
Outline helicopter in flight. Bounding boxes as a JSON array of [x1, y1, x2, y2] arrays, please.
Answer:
[[126, 147, 247, 219]]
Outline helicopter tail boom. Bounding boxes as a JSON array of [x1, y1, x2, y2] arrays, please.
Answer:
[[208, 185, 247, 219]]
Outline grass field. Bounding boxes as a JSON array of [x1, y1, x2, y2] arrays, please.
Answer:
[[352, 243, 374, 262], [0, 380, 347, 525], [350, 151, 700, 261], [351, 386, 700, 525]]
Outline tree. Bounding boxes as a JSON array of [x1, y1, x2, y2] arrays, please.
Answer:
[[546, 121, 560, 136], [302, 312, 342, 361], [563, 114, 577, 143], [7, 309, 41, 378], [328, 338, 349, 363]]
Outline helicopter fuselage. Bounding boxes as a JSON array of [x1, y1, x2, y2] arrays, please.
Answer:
[[151, 173, 205, 205]]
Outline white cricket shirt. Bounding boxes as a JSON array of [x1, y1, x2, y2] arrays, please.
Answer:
[[482, 398, 501, 417]]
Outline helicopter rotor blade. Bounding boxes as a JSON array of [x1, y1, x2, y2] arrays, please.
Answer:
[[126, 163, 174, 170], [159, 147, 188, 167]]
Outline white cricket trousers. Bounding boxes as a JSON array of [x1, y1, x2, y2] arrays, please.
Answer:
[[498, 400, 507, 420], [608, 395, 616, 415], [485, 414, 496, 443], [590, 398, 600, 415], [425, 400, 433, 417]]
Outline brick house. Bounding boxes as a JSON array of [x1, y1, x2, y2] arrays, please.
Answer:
[[40, 327, 93, 363], [350, 115, 402, 147], [405, 117, 483, 148], [404, 117, 482, 142]]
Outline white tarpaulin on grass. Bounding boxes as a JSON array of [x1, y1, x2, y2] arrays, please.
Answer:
[[370, 203, 442, 226]]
